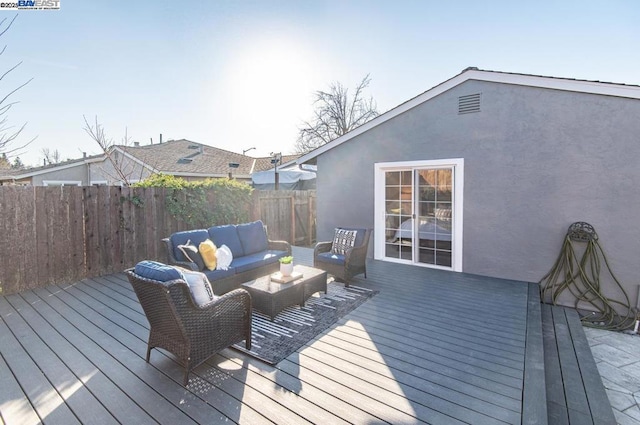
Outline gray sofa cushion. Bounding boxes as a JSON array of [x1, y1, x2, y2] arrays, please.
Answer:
[[237, 220, 269, 255], [208, 225, 244, 258]]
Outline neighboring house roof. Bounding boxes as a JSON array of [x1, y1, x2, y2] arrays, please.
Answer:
[[0, 139, 301, 182], [117, 139, 301, 177], [297, 67, 640, 164], [117, 139, 253, 177]]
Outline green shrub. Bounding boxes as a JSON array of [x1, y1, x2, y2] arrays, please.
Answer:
[[134, 174, 253, 227]]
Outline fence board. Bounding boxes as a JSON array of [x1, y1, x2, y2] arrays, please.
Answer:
[[35, 188, 52, 285], [148, 188, 164, 262], [50, 187, 66, 283], [0, 187, 8, 292], [68, 187, 85, 281], [1, 188, 22, 293], [110, 186, 123, 272], [84, 186, 101, 278]]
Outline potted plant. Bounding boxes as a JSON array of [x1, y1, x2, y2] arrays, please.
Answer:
[[279, 256, 294, 276]]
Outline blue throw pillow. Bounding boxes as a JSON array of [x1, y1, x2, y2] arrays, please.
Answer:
[[134, 260, 182, 282]]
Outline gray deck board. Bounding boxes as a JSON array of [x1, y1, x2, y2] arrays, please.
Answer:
[[522, 283, 547, 425], [0, 350, 41, 425], [541, 304, 616, 425], [564, 309, 617, 425], [0, 247, 557, 424], [0, 300, 81, 425], [0, 296, 115, 425]]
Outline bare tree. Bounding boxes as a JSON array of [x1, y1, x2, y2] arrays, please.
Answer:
[[295, 74, 379, 154], [83, 115, 142, 186], [41, 147, 61, 165], [0, 14, 35, 157]]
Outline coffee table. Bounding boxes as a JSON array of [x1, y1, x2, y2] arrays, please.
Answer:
[[241, 265, 327, 320]]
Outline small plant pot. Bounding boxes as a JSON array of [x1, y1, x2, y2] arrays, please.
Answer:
[[280, 262, 294, 277]]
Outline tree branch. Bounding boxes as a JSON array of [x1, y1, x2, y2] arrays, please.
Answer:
[[295, 74, 378, 154]]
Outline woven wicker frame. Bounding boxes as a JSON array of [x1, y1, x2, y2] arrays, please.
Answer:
[[313, 229, 371, 287], [125, 270, 252, 386]]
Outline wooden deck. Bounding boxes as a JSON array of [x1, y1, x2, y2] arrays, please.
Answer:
[[1, 247, 545, 424]]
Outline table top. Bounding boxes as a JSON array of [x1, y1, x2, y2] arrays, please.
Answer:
[[241, 265, 326, 295]]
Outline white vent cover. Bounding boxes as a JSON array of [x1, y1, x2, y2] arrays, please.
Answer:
[[458, 93, 481, 114]]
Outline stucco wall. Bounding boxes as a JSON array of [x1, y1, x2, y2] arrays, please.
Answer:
[[89, 156, 151, 184], [32, 163, 88, 185], [317, 79, 640, 305]]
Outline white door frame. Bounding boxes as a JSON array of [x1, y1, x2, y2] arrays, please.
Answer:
[[374, 158, 464, 272]]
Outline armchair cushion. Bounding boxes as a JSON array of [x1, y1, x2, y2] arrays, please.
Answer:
[[237, 220, 269, 255], [317, 251, 346, 265], [134, 260, 182, 282], [330, 228, 358, 255], [208, 225, 244, 258], [180, 269, 216, 307]]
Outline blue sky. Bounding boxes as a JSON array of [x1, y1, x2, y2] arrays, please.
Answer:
[[2, 0, 639, 166]]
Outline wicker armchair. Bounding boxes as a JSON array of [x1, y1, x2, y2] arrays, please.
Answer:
[[314, 228, 371, 287], [125, 269, 252, 386]]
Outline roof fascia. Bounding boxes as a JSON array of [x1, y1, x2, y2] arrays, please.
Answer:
[[297, 69, 640, 164]]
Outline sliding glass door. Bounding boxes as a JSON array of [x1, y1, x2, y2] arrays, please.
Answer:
[[376, 159, 463, 271]]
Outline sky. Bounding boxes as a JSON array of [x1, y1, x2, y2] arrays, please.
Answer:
[[1, 0, 639, 167]]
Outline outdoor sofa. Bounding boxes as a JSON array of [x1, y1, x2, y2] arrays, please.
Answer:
[[163, 220, 291, 295]]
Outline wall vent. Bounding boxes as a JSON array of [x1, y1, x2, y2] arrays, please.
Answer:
[[458, 93, 481, 114]]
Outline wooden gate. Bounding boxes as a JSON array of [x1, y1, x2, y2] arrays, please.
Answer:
[[253, 190, 316, 246]]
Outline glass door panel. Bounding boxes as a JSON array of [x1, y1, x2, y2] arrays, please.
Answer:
[[384, 170, 413, 261], [416, 168, 452, 267]]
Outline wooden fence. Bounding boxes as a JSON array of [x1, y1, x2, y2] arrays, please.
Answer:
[[0, 186, 315, 295]]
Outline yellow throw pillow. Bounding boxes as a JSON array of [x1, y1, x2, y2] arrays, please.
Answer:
[[199, 239, 217, 271]]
